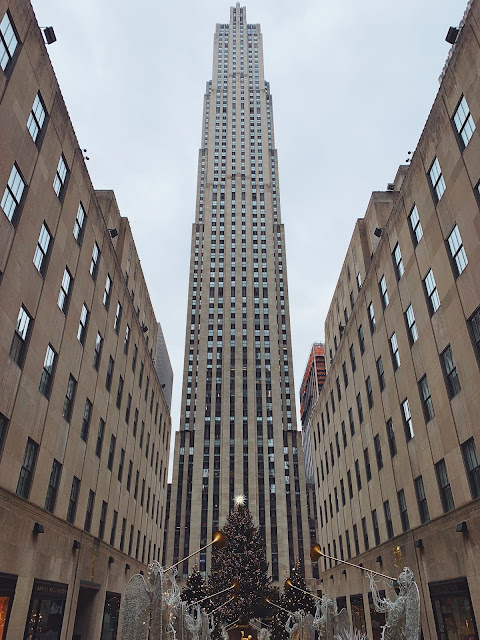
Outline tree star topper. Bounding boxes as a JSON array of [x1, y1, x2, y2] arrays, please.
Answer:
[[234, 494, 246, 507]]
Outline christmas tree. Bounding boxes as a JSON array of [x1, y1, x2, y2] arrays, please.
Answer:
[[269, 561, 315, 640], [182, 565, 207, 605], [207, 495, 271, 626]]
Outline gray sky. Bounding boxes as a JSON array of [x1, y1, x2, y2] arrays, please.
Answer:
[[34, 0, 467, 476]]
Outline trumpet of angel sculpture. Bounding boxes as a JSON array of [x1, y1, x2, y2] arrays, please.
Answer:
[[122, 561, 175, 640], [313, 597, 350, 640], [367, 567, 420, 640], [285, 610, 315, 640]]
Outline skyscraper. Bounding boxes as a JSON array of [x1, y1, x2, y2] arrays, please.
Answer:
[[165, 4, 311, 583]]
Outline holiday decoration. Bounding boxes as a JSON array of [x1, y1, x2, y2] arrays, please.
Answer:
[[182, 567, 207, 606], [285, 609, 315, 640], [270, 562, 315, 640], [312, 596, 349, 640], [367, 567, 420, 640]]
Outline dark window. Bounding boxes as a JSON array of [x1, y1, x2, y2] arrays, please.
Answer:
[[342, 361, 348, 387], [398, 489, 409, 532], [441, 345, 461, 398], [376, 356, 385, 391], [358, 325, 365, 354], [110, 510, 118, 546], [362, 517, 369, 551], [84, 489, 95, 532], [66, 476, 80, 524], [348, 408, 355, 436], [124, 324, 131, 354], [132, 344, 138, 372], [384, 500, 394, 539], [419, 375, 434, 422], [355, 459, 362, 491], [462, 438, 480, 499], [62, 374, 77, 423], [366, 376, 373, 408], [0, 413, 8, 460], [93, 332, 103, 370], [96, 419, 105, 457], [44, 459, 62, 513], [139, 361, 144, 388], [118, 448, 125, 482], [364, 448, 371, 481], [126, 460, 133, 492], [372, 509, 380, 546], [414, 475, 430, 524], [353, 524, 360, 555], [368, 302, 376, 333], [10, 305, 32, 368], [386, 418, 396, 457], [347, 470, 353, 499], [106, 356, 114, 391], [116, 376, 124, 409], [336, 376, 341, 401], [435, 459, 455, 513], [81, 398, 92, 442], [356, 393, 363, 424], [39, 344, 56, 398], [341, 421, 347, 448], [90, 242, 100, 279], [33, 222, 52, 276], [374, 434, 383, 470], [99, 501, 107, 539], [107, 435, 116, 471], [340, 478, 346, 506], [349, 344, 356, 372], [125, 394, 132, 424]]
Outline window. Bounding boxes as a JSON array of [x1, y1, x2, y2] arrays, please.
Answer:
[[397, 489, 409, 532], [365, 376, 373, 408], [96, 419, 105, 457], [348, 407, 355, 436], [0, 12, 18, 72], [45, 458, 62, 513], [435, 459, 455, 512], [126, 461, 133, 492], [81, 398, 92, 442], [118, 448, 125, 482], [125, 394, 132, 424], [114, 302, 122, 333], [419, 375, 434, 422], [341, 421, 347, 448], [441, 345, 461, 398], [107, 435, 116, 471], [372, 509, 380, 546], [358, 325, 365, 354], [116, 376, 124, 409], [139, 361, 144, 388], [384, 500, 394, 539], [2, 164, 25, 223], [447, 224, 468, 277], [453, 95, 475, 148], [132, 344, 138, 372], [379, 275, 389, 309], [106, 356, 114, 391], [342, 361, 348, 387], [0, 413, 8, 460], [77, 303, 89, 345], [16, 438, 38, 499], [462, 438, 480, 499], [99, 501, 107, 539], [349, 344, 356, 372], [389, 332, 400, 370], [414, 476, 430, 524], [362, 517, 369, 551], [374, 434, 383, 470], [356, 271, 362, 291], [53, 154, 68, 199], [355, 459, 362, 490], [62, 374, 76, 422], [33, 223, 52, 276], [364, 448, 372, 481], [376, 356, 385, 391], [103, 274, 112, 309], [368, 302, 376, 333], [93, 332, 103, 370], [392, 243, 404, 280], [353, 524, 359, 555], [405, 305, 418, 344], [424, 269, 440, 314], [386, 418, 396, 456], [347, 470, 353, 499], [58, 268, 72, 313], [124, 325, 131, 354], [84, 490, 95, 532], [402, 399, 414, 441], [66, 476, 80, 524], [336, 376, 341, 401], [90, 242, 100, 279], [356, 393, 363, 424], [409, 204, 423, 246], [429, 157, 446, 203], [73, 203, 86, 244], [39, 344, 56, 398], [27, 93, 46, 143], [110, 510, 118, 546]]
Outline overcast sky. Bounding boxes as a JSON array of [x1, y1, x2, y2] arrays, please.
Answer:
[[34, 0, 467, 475]]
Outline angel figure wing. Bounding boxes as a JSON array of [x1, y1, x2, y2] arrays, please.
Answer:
[[121, 573, 151, 640]]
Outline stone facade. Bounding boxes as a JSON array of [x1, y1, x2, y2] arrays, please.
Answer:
[[311, 2, 480, 636], [0, 0, 171, 637]]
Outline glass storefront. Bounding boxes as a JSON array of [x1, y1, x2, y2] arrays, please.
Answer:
[[350, 594, 366, 634], [24, 580, 68, 640], [430, 578, 478, 640], [100, 592, 121, 640], [0, 573, 17, 640], [368, 591, 386, 640]]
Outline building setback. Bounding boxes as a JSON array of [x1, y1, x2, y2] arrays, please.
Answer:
[[164, 4, 311, 583], [155, 321, 173, 410], [0, 1, 171, 638], [311, 1, 480, 636]]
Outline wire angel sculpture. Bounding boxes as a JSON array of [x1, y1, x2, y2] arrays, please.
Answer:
[[258, 627, 272, 640], [313, 596, 350, 640], [122, 561, 176, 640], [285, 609, 315, 640], [367, 567, 420, 640]]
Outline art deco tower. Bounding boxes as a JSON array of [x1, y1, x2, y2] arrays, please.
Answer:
[[165, 4, 311, 583]]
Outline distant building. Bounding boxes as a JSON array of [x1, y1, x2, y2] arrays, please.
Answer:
[[0, 2, 171, 638], [155, 321, 173, 409], [311, 2, 480, 634], [300, 343, 326, 482]]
